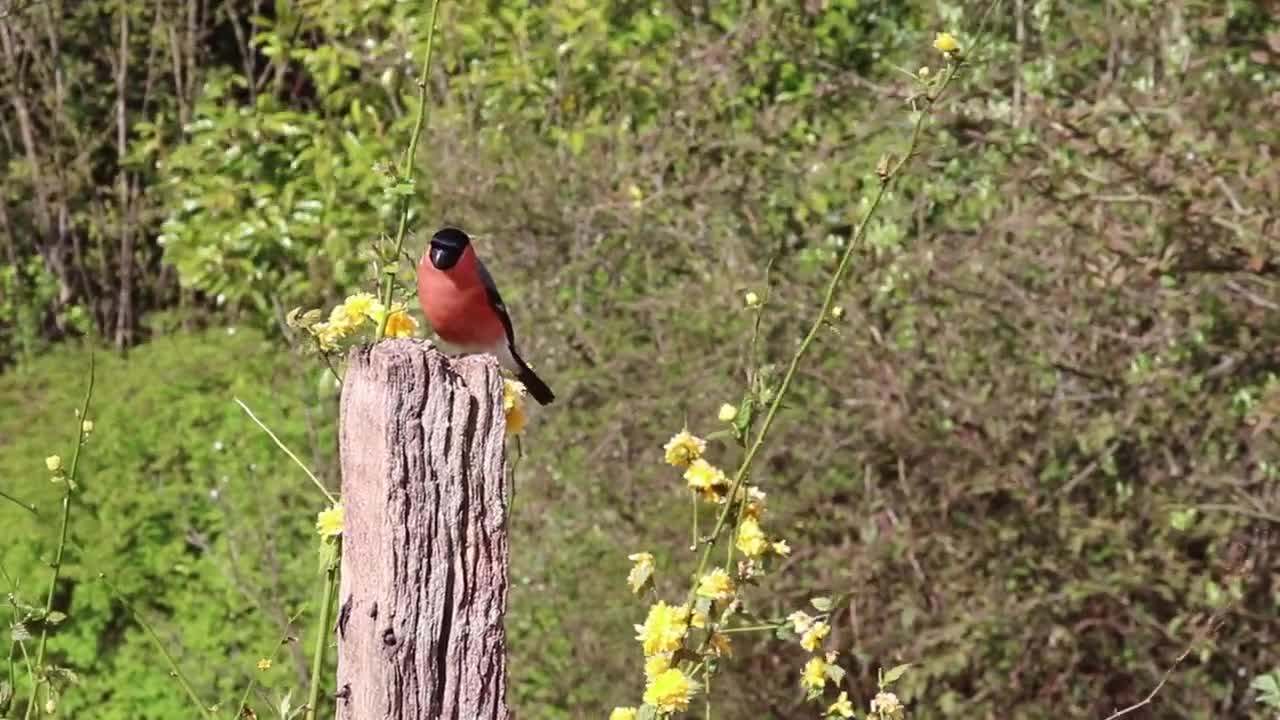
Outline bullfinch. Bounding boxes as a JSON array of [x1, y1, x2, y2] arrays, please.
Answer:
[[416, 227, 556, 405]]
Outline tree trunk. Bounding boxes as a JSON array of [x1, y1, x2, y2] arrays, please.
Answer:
[[336, 339, 510, 720]]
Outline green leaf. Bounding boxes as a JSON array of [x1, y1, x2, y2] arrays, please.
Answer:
[[636, 705, 659, 720], [810, 596, 832, 612], [46, 610, 67, 625], [882, 662, 912, 686], [1252, 672, 1280, 710], [11, 622, 31, 642], [732, 397, 755, 444], [825, 663, 847, 685]]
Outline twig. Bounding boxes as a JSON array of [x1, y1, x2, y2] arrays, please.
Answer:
[[377, 0, 443, 338], [0, 488, 37, 516], [690, 40, 975, 591], [234, 397, 336, 505], [99, 575, 215, 720], [1100, 646, 1192, 720]]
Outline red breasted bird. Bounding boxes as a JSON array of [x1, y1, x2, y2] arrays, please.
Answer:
[[416, 227, 555, 405]]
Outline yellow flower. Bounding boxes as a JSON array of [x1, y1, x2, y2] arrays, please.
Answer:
[[341, 292, 384, 322], [81, 420, 94, 435], [742, 485, 767, 519], [503, 379, 527, 435], [383, 305, 418, 338], [663, 430, 706, 468], [634, 602, 689, 656], [312, 320, 352, 351], [609, 709, 637, 720], [684, 459, 728, 502], [627, 552, 654, 594], [707, 632, 732, 658], [830, 305, 845, 321], [772, 540, 792, 556], [735, 516, 770, 558], [45, 455, 63, 473], [801, 621, 830, 652], [644, 653, 672, 680], [789, 610, 816, 634], [256, 658, 272, 671], [643, 668, 697, 714], [802, 656, 827, 692], [827, 691, 855, 718], [690, 610, 707, 629], [918, 65, 931, 78], [744, 291, 761, 308], [933, 31, 959, 54], [695, 568, 735, 602], [718, 403, 738, 422], [871, 691, 902, 716], [327, 303, 361, 331], [316, 503, 344, 538]]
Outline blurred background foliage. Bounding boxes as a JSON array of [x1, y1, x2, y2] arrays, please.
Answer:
[[2, 0, 1279, 718]]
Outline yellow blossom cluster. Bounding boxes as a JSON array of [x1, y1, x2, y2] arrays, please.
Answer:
[[802, 655, 828, 692], [789, 610, 832, 652], [503, 379, 527, 435], [695, 568, 735, 602], [315, 503, 344, 538], [634, 601, 689, 656], [827, 691, 855, 718], [295, 292, 420, 352], [630, 600, 700, 714], [662, 430, 706, 468], [643, 668, 698, 714], [684, 459, 728, 503], [933, 31, 960, 55]]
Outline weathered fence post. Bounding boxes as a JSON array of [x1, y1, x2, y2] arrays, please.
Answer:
[[336, 339, 509, 720]]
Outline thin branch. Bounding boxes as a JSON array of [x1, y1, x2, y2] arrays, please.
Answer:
[[99, 575, 215, 720], [377, 0, 443, 337], [234, 398, 336, 504], [0, 488, 37, 516]]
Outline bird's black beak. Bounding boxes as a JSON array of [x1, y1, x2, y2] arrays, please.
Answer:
[[429, 245, 461, 270]]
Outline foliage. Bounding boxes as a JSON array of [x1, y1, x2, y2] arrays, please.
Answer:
[[0, 330, 338, 719]]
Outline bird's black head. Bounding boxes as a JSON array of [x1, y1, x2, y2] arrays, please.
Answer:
[[428, 227, 471, 271]]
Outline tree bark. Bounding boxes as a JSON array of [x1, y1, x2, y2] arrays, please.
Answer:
[[336, 339, 510, 720]]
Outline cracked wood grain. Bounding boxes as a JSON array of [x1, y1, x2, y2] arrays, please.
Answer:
[[337, 339, 509, 720]]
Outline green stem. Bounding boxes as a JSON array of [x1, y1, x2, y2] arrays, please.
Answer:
[[304, 557, 340, 720], [688, 59, 966, 595], [26, 353, 94, 720], [378, 0, 443, 338], [17, 638, 34, 713], [100, 576, 214, 720]]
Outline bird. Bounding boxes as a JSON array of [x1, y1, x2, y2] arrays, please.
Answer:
[[416, 227, 555, 405]]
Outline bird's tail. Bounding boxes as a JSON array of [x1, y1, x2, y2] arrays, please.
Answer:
[[511, 350, 555, 406]]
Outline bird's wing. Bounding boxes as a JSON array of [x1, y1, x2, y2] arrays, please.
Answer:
[[475, 258, 517, 346]]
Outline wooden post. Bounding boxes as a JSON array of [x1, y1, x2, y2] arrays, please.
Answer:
[[335, 339, 510, 720]]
